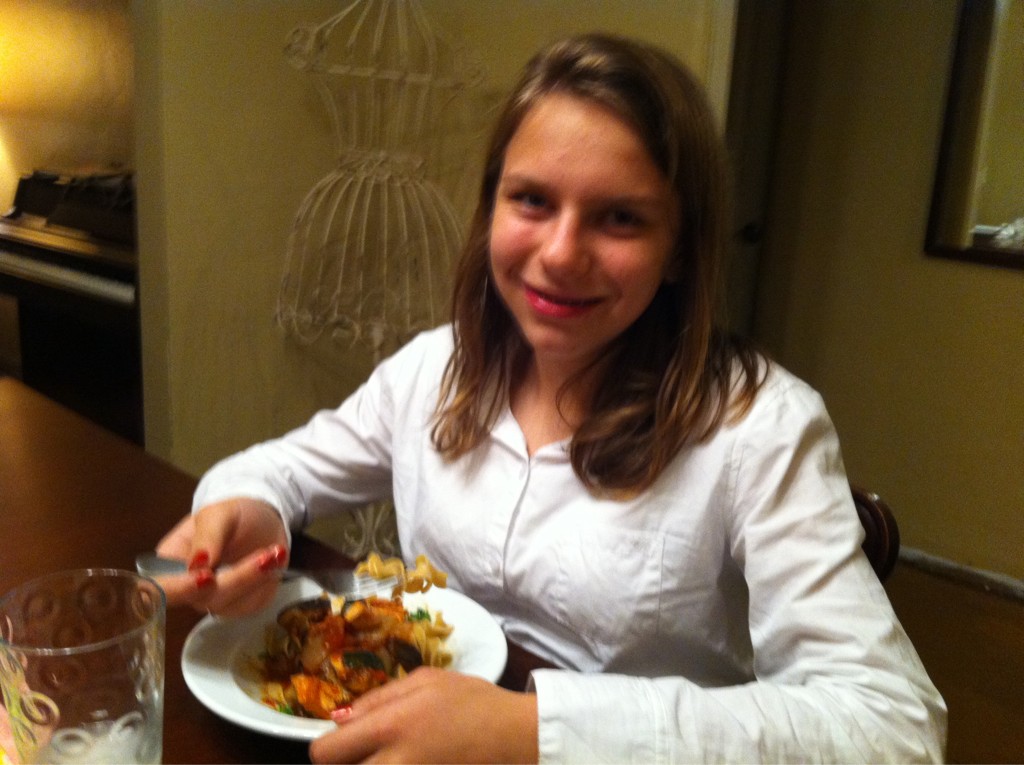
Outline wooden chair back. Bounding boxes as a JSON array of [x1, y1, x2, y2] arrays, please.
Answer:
[[851, 485, 900, 581]]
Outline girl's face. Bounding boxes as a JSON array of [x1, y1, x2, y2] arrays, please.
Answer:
[[490, 92, 678, 376]]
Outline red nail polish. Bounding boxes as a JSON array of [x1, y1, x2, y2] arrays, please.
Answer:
[[256, 552, 275, 572], [272, 544, 288, 565], [194, 569, 214, 589], [329, 705, 353, 723], [258, 545, 287, 572], [188, 550, 210, 572]]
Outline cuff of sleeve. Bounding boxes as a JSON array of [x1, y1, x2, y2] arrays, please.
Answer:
[[529, 669, 666, 763]]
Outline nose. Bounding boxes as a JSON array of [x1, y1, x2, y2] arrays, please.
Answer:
[[540, 211, 590, 276]]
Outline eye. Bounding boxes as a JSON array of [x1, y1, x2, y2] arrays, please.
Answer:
[[601, 207, 645, 233], [495, 174, 553, 218], [513, 191, 548, 211]]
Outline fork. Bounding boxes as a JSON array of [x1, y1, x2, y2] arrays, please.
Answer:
[[134, 551, 399, 598]]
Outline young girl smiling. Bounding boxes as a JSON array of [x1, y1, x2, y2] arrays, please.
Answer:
[[156, 34, 945, 763]]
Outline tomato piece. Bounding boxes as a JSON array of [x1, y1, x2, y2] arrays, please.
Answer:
[[290, 674, 348, 720], [311, 614, 346, 653]]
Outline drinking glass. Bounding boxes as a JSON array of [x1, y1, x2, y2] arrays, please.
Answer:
[[0, 569, 165, 764]]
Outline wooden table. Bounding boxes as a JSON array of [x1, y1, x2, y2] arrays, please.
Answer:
[[0, 377, 550, 763]]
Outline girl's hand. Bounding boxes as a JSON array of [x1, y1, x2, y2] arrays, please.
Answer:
[[154, 498, 290, 617], [309, 667, 538, 764]]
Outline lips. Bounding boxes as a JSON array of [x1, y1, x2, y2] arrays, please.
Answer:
[[524, 285, 601, 318]]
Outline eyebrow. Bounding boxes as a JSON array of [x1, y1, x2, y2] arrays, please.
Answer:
[[498, 172, 669, 210]]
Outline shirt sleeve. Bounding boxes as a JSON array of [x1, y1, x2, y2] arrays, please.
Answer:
[[528, 375, 946, 763], [191, 340, 403, 538]]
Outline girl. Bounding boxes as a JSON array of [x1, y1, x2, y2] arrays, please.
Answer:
[[157, 34, 945, 763]]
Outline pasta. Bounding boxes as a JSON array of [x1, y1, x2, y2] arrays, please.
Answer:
[[411, 611, 453, 668], [254, 553, 453, 719], [356, 552, 448, 595]]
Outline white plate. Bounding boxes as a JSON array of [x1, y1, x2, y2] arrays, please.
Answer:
[[181, 579, 507, 741]]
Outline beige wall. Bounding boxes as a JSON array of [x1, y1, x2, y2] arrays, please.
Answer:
[[132, 1, 735, 476], [439, 1, 737, 126], [754, 1, 1024, 579]]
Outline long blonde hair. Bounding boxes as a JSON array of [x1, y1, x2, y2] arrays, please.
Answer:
[[432, 34, 766, 495]]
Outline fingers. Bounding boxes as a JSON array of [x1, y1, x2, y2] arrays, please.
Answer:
[[189, 499, 245, 570], [309, 671, 438, 763], [346, 666, 443, 716], [152, 571, 201, 607], [205, 544, 288, 616], [155, 513, 198, 560], [151, 498, 291, 617], [167, 498, 286, 572], [309, 703, 388, 764], [307, 669, 537, 764], [153, 543, 287, 614]]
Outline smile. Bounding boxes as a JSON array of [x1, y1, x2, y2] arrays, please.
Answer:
[[524, 285, 601, 318]]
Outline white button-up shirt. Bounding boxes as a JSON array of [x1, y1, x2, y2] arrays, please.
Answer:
[[194, 326, 946, 762]]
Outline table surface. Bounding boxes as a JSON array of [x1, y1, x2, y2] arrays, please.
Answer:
[[0, 377, 549, 763]]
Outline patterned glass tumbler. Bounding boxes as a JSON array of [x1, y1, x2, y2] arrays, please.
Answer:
[[0, 569, 165, 764]]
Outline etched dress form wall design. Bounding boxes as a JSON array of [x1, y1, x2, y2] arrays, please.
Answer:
[[277, 1, 482, 557], [277, 0, 482, 362]]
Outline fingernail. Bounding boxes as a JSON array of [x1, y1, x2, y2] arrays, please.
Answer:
[[256, 552, 277, 572], [329, 705, 353, 724], [194, 569, 215, 589], [258, 545, 288, 572], [188, 550, 210, 572]]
